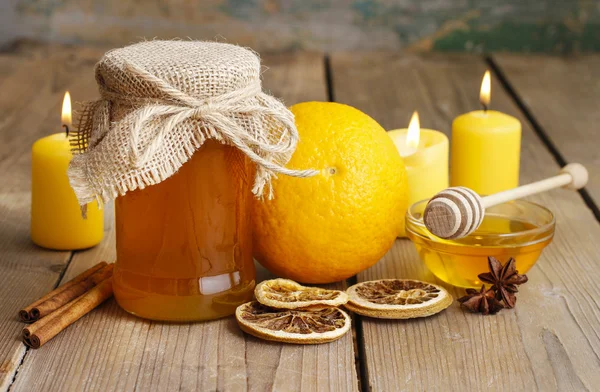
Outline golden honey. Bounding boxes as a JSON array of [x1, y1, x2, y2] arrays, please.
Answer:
[[406, 200, 555, 288], [114, 140, 255, 321]]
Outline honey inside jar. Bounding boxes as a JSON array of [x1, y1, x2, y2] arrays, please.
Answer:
[[406, 200, 555, 288], [114, 140, 255, 321]]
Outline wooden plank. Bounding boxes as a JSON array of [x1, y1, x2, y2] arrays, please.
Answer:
[[492, 53, 600, 206], [11, 49, 358, 391], [331, 52, 600, 391], [0, 44, 105, 390]]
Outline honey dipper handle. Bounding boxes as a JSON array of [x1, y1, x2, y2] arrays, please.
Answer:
[[481, 163, 588, 209]]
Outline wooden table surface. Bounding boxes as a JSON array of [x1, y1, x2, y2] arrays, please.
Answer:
[[1, 41, 599, 392]]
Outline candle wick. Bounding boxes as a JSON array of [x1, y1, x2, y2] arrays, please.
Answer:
[[62, 124, 69, 137], [481, 103, 488, 113]]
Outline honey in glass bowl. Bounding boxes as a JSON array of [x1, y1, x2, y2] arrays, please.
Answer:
[[114, 140, 255, 321], [406, 199, 555, 288]]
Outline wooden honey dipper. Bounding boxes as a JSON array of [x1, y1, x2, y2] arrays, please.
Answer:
[[423, 163, 588, 240]]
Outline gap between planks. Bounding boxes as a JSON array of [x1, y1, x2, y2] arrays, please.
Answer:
[[325, 53, 369, 392], [486, 56, 600, 223]]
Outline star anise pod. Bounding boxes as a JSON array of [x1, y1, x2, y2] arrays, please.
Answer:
[[478, 257, 528, 308], [458, 285, 504, 315]]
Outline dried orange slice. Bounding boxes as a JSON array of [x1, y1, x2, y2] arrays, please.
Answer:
[[255, 279, 348, 309], [345, 279, 452, 319], [235, 301, 351, 344]]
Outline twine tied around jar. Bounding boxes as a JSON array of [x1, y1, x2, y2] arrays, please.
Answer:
[[68, 41, 318, 207]]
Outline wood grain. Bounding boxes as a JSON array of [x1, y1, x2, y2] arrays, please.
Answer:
[[492, 54, 600, 205], [8, 48, 358, 392], [331, 52, 600, 391], [4, 44, 599, 391], [0, 44, 103, 390]]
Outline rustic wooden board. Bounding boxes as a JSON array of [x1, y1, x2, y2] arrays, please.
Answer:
[[9, 49, 359, 392], [331, 52, 600, 391], [492, 54, 600, 206], [0, 44, 104, 390]]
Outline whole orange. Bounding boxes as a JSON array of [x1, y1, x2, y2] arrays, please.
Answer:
[[252, 102, 408, 283]]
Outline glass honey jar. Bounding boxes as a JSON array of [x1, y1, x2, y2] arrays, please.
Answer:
[[67, 41, 302, 322], [113, 140, 255, 321]]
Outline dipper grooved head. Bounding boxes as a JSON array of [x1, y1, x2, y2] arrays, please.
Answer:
[[424, 187, 484, 239]]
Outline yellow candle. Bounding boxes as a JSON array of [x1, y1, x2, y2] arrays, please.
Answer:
[[451, 71, 521, 195], [30, 92, 104, 250], [389, 112, 449, 236]]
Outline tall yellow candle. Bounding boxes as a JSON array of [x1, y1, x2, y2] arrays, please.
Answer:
[[30, 92, 104, 250], [451, 71, 521, 195], [389, 111, 449, 236]]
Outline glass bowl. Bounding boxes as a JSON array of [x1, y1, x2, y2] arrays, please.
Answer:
[[406, 199, 555, 288]]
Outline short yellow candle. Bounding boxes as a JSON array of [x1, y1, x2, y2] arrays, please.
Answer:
[[389, 112, 449, 236], [451, 71, 521, 195], [30, 92, 104, 250]]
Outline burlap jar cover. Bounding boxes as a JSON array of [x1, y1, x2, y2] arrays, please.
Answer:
[[68, 41, 316, 207]]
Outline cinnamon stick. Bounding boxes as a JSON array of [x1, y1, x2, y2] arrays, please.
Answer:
[[19, 261, 109, 322], [33, 263, 113, 318], [23, 277, 114, 349]]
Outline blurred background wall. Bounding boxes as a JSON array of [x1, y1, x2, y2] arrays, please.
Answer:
[[1, 0, 599, 53]]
